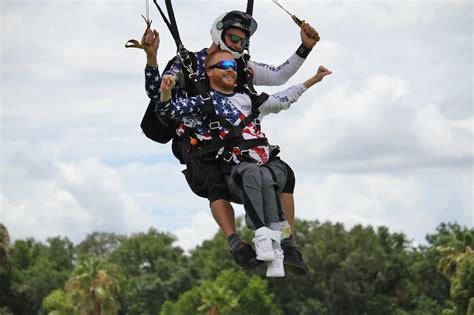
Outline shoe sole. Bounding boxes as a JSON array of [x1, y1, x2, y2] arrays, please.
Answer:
[[284, 261, 309, 275], [241, 258, 264, 270], [266, 272, 285, 277], [256, 254, 277, 261]]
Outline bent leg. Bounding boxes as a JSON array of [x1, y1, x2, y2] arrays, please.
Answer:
[[278, 159, 296, 234], [229, 162, 266, 230], [210, 199, 236, 237], [280, 193, 295, 234], [267, 159, 308, 275]]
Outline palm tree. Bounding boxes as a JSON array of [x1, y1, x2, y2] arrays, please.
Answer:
[[0, 224, 11, 271], [65, 256, 120, 315], [197, 283, 239, 315], [437, 230, 473, 279]]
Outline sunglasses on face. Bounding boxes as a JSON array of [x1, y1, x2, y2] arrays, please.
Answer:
[[225, 32, 249, 45], [206, 59, 237, 71]]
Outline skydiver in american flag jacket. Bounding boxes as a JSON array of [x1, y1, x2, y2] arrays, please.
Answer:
[[157, 50, 331, 277], [142, 11, 321, 274]]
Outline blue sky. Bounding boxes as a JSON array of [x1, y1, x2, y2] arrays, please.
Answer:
[[1, 0, 472, 251]]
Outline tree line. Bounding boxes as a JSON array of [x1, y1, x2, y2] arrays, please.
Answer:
[[0, 220, 472, 315]]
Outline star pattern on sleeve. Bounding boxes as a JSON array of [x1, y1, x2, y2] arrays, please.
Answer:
[[145, 67, 161, 100]]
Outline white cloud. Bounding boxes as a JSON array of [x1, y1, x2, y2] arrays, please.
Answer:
[[263, 74, 472, 172], [1, 0, 472, 248], [0, 156, 160, 243], [174, 211, 219, 252], [294, 169, 470, 243]]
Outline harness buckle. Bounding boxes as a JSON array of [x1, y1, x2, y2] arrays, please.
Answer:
[[222, 150, 234, 163], [209, 121, 221, 130], [254, 118, 261, 126], [188, 71, 199, 80]]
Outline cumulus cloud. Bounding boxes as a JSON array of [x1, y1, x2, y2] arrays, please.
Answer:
[[1, 0, 472, 248], [293, 172, 452, 243], [174, 211, 219, 252], [1, 155, 160, 243], [264, 74, 472, 173]]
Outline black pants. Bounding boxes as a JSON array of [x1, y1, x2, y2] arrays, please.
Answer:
[[177, 137, 295, 202]]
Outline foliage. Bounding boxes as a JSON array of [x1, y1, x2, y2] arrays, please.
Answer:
[[66, 256, 120, 315], [0, 225, 12, 315], [449, 255, 474, 314], [5, 236, 74, 314], [43, 256, 121, 315], [107, 228, 194, 315], [42, 289, 75, 315], [76, 232, 124, 259], [2, 221, 472, 314], [433, 225, 474, 315], [161, 269, 282, 315]]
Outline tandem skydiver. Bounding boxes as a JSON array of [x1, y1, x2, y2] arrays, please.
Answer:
[[157, 49, 331, 276], [142, 9, 319, 274]]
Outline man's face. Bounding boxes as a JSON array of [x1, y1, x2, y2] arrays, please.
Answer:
[[206, 51, 237, 91], [223, 27, 248, 53]]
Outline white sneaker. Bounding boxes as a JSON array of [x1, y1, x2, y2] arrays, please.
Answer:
[[252, 234, 276, 261], [266, 248, 285, 277]]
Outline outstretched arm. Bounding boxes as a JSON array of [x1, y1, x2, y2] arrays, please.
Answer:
[[258, 66, 332, 117], [303, 65, 332, 88]]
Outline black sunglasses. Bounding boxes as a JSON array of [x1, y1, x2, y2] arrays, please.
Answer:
[[225, 32, 249, 46]]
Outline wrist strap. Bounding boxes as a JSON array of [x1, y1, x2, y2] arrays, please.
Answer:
[[296, 44, 312, 58]]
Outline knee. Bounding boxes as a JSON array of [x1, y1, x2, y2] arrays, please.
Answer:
[[210, 199, 233, 211], [240, 164, 262, 186]]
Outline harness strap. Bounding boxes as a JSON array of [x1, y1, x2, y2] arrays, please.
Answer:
[[165, 0, 183, 47], [242, 54, 258, 96], [237, 138, 268, 151], [246, 0, 254, 16], [195, 89, 270, 157], [152, 0, 183, 48]]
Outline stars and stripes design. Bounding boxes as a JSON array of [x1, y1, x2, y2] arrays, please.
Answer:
[[165, 48, 208, 78], [143, 49, 274, 164], [158, 90, 270, 164], [145, 67, 161, 101]]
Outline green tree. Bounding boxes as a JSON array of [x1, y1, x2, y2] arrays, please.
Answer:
[[7, 236, 74, 314], [265, 220, 420, 314], [42, 256, 121, 315], [449, 255, 474, 315], [434, 225, 474, 315], [187, 231, 238, 281], [64, 256, 120, 315], [108, 228, 193, 315], [161, 269, 282, 315], [42, 289, 75, 315], [76, 232, 123, 259], [0, 224, 13, 314]]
